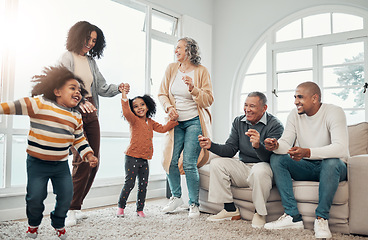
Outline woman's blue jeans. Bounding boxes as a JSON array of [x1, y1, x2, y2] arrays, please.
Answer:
[[26, 154, 73, 229], [167, 116, 202, 206], [270, 154, 347, 220]]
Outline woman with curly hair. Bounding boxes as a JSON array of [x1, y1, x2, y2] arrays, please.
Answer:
[[158, 37, 214, 218], [59, 21, 125, 226]]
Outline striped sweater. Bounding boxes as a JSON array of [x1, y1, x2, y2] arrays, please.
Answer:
[[0, 96, 93, 161]]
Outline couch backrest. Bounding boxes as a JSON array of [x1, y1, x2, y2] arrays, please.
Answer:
[[348, 122, 368, 156]]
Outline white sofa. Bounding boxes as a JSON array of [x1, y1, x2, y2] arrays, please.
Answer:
[[199, 122, 368, 236]]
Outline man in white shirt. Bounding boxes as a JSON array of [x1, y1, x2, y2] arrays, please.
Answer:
[[263, 81, 349, 239]]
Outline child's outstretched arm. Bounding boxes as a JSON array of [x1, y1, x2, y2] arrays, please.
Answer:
[[152, 118, 178, 133], [85, 152, 99, 168], [120, 83, 137, 124], [0, 97, 37, 116], [119, 83, 130, 100], [124, 83, 130, 94]]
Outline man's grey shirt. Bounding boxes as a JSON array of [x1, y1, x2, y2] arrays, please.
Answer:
[[209, 112, 284, 163]]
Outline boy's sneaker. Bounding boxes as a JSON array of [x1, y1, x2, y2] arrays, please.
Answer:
[[137, 211, 146, 218], [65, 210, 77, 227], [206, 208, 241, 221], [188, 204, 200, 219], [314, 218, 332, 239], [252, 213, 266, 228], [116, 207, 125, 217], [26, 226, 38, 239], [55, 227, 67, 240], [162, 197, 184, 213], [264, 213, 304, 230]]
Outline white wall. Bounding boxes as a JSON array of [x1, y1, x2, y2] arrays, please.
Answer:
[[211, 0, 368, 142], [181, 15, 212, 74]]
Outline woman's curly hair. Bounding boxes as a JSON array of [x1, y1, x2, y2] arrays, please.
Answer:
[[179, 37, 201, 66], [128, 94, 156, 118], [66, 21, 106, 59], [31, 65, 88, 102]]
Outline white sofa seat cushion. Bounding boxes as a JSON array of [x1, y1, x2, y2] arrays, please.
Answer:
[[293, 181, 348, 205], [199, 164, 348, 205]]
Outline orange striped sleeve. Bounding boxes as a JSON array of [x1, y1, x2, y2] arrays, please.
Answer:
[[24, 97, 36, 116], [0, 103, 11, 114], [74, 137, 87, 145]]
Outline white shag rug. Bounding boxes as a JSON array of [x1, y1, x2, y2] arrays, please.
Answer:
[[1, 198, 367, 240]]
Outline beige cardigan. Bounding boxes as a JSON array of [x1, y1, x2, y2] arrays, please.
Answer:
[[158, 62, 214, 174]]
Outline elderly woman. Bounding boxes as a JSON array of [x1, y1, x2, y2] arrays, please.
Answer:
[[158, 37, 214, 218]]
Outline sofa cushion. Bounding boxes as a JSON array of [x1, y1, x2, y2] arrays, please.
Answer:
[[199, 163, 282, 202], [348, 122, 368, 156], [198, 164, 211, 192], [199, 164, 348, 205], [232, 185, 282, 202], [293, 181, 348, 205]]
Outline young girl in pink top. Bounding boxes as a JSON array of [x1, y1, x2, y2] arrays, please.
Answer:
[[117, 84, 178, 217]]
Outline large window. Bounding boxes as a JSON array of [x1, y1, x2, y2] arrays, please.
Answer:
[[0, 0, 179, 188], [148, 9, 178, 178], [274, 48, 314, 123], [236, 6, 367, 126]]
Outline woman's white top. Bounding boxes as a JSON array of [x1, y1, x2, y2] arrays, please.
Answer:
[[170, 70, 198, 121], [72, 52, 93, 97]]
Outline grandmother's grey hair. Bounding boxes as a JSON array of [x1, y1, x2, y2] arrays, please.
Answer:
[[178, 37, 201, 66]]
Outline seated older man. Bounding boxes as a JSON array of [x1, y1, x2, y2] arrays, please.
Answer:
[[198, 91, 283, 228]]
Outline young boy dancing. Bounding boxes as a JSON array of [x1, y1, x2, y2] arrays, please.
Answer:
[[0, 65, 98, 239]]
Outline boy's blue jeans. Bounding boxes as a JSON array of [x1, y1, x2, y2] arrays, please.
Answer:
[[167, 116, 202, 206], [270, 154, 347, 220], [26, 154, 73, 229]]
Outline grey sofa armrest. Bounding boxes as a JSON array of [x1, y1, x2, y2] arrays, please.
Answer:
[[348, 154, 368, 235]]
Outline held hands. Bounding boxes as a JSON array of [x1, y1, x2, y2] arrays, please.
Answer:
[[182, 75, 194, 92], [79, 101, 97, 114], [118, 83, 130, 94], [198, 135, 211, 149], [167, 106, 179, 121], [245, 129, 260, 149], [119, 83, 130, 100], [264, 138, 311, 161], [264, 138, 279, 151], [287, 147, 310, 161], [86, 153, 98, 168]]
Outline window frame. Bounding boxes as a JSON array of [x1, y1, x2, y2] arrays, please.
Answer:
[[0, 0, 181, 189], [233, 5, 368, 125]]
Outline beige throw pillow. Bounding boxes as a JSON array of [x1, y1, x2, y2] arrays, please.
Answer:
[[348, 122, 368, 156]]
